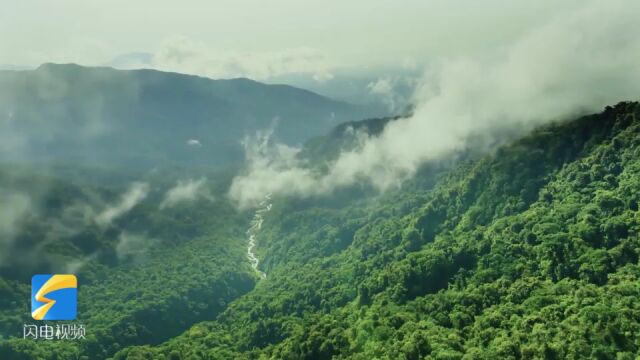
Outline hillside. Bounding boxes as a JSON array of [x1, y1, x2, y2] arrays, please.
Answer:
[[1, 102, 638, 360], [108, 102, 640, 359], [0, 166, 258, 359], [0, 64, 382, 168]]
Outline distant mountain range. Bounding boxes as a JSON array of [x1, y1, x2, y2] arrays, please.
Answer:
[[105, 52, 419, 108], [0, 63, 384, 167]]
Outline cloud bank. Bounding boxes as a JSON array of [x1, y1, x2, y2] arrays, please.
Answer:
[[116, 36, 334, 82], [228, 0, 640, 209]]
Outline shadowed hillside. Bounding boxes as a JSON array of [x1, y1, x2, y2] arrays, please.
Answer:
[[0, 64, 382, 168]]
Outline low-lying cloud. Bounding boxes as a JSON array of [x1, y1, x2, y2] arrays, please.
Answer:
[[116, 231, 156, 262], [160, 178, 213, 209], [229, 0, 640, 209], [0, 190, 31, 263], [0, 178, 156, 271], [95, 182, 149, 227], [0, 192, 30, 239], [367, 76, 416, 113]]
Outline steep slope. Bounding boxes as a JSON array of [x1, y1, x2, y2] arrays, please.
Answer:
[[0, 64, 382, 167], [115, 102, 640, 359]]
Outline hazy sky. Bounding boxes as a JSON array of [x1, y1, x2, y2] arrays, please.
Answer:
[[2, 0, 586, 73]]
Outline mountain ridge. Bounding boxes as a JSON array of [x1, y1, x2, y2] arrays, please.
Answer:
[[0, 63, 384, 168], [109, 101, 640, 359]]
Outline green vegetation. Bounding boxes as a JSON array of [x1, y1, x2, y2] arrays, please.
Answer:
[[0, 168, 257, 359], [2, 102, 639, 359], [1, 233, 255, 360], [113, 102, 640, 359]]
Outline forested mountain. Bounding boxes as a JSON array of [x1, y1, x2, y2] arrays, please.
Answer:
[[0, 64, 382, 167], [1, 101, 639, 359], [4, 0, 640, 359], [104, 101, 639, 359]]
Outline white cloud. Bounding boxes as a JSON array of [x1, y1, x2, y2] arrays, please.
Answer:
[[366, 75, 418, 112], [229, 130, 315, 209], [228, 0, 640, 209], [116, 231, 156, 262], [95, 182, 149, 227], [367, 78, 393, 95], [0, 190, 31, 264], [186, 139, 202, 147], [313, 71, 334, 83], [65, 252, 98, 274], [0, 112, 28, 159], [160, 178, 213, 209], [0, 191, 31, 241], [149, 36, 334, 81]]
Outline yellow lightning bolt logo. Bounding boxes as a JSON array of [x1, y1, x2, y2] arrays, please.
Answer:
[[31, 275, 77, 320]]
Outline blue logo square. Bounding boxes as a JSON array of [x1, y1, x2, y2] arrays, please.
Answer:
[[31, 274, 77, 321]]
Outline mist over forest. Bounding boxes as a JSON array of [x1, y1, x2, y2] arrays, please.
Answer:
[[1, 1, 640, 359]]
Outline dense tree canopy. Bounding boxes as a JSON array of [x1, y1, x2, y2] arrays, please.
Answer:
[[2, 102, 639, 359]]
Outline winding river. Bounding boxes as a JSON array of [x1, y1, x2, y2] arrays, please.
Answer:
[[246, 193, 272, 279]]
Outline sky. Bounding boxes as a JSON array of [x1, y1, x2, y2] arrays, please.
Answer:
[[1, 0, 586, 78]]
